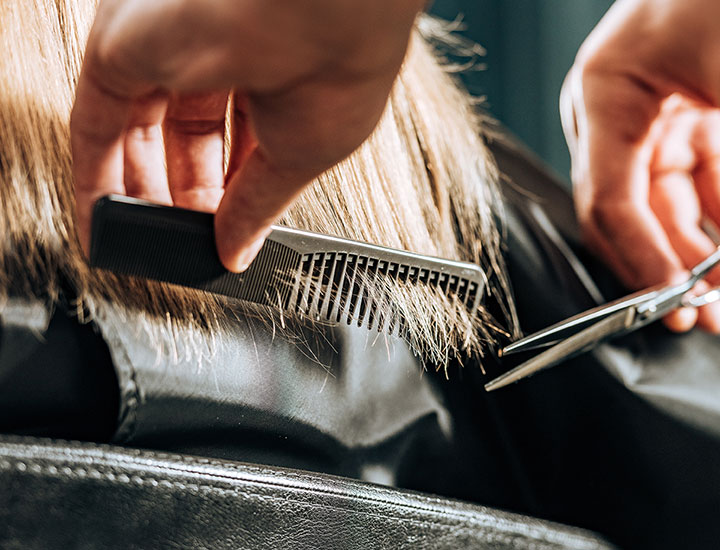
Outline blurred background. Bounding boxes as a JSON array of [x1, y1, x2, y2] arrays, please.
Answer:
[[429, 0, 613, 181]]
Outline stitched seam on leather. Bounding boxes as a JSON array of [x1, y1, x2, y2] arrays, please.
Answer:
[[0, 438, 603, 548], [12, 437, 472, 511], [0, 459, 592, 550], [0, 456, 607, 550], [10, 447, 551, 537], [30, 443, 490, 518]]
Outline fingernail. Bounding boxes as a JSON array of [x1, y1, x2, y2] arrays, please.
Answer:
[[235, 233, 269, 272]]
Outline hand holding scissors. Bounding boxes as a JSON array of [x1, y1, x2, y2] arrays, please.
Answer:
[[486, 247, 720, 392]]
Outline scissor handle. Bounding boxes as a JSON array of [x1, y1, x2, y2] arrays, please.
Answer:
[[691, 247, 720, 280], [636, 247, 720, 323]]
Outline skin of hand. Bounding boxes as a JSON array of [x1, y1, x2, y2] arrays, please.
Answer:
[[71, 0, 425, 271], [561, 0, 720, 333]]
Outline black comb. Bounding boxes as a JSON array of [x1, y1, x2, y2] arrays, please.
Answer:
[[90, 195, 487, 334]]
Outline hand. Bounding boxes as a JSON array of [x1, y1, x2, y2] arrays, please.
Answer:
[[72, 0, 423, 271], [561, 0, 720, 332]]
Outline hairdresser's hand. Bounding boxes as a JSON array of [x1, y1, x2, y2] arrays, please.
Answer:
[[562, 0, 720, 332], [72, 0, 423, 271]]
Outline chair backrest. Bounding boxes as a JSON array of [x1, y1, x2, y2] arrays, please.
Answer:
[[0, 436, 615, 550]]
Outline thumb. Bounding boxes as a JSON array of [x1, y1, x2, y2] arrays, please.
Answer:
[[215, 150, 309, 272]]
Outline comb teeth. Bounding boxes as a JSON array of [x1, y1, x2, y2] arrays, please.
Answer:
[[282, 251, 482, 335], [90, 195, 487, 336]]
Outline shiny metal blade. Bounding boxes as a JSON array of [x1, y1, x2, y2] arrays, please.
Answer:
[[486, 307, 636, 392]]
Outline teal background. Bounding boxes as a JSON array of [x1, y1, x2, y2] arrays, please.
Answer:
[[429, 0, 613, 180]]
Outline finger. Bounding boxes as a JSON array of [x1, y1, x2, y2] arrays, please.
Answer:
[[216, 151, 305, 272], [651, 170, 720, 331], [690, 116, 720, 332], [124, 91, 172, 203], [226, 92, 257, 183], [654, 215, 720, 333], [693, 281, 720, 334], [646, 173, 698, 333], [692, 112, 720, 229], [583, 197, 693, 331], [71, 69, 132, 254], [583, 198, 686, 287], [164, 91, 229, 212], [695, 156, 720, 226], [575, 74, 686, 289], [216, 75, 392, 272], [663, 309, 700, 333]]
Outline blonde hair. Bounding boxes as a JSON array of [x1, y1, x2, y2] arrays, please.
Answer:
[[0, 0, 516, 369]]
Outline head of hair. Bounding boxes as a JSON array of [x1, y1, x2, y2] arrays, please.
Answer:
[[0, 0, 516, 370]]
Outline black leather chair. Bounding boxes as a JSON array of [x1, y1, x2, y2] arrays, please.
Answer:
[[0, 436, 613, 549]]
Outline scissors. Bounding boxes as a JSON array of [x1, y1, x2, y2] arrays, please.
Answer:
[[485, 247, 720, 392]]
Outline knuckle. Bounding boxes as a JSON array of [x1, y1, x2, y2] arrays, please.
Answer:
[[164, 118, 225, 137], [125, 124, 162, 143]]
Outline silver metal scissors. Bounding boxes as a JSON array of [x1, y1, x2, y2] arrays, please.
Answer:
[[485, 247, 720, 392]]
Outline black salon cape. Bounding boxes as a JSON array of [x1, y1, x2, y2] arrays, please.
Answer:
[[1, 138, 719, 550], [416, 139, 720, 550]]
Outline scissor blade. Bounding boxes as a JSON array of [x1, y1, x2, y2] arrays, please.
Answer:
[[503, 246, 720, 358], [501, 287, 659, 356], [486, 307, 636, 392]]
